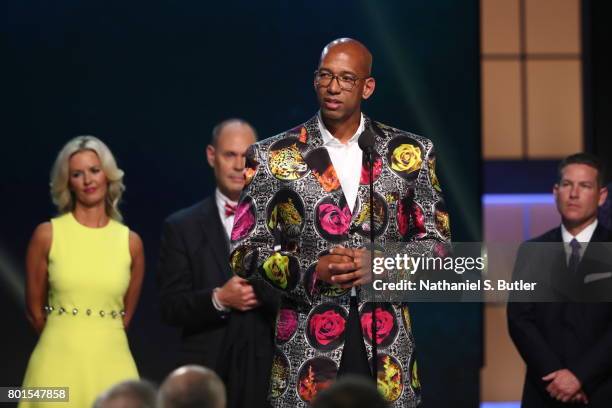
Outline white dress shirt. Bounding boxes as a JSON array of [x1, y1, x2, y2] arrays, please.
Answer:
[[561, 219, 598, 264], [213, 188, 237, 312], [318, 113, 365, 297], [317, 112, 365, 213], [215, 188, 237, 240]]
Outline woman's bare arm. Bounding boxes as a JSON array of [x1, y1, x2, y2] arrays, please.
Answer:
[[123, 231, 145, 329], [25, 222, 52, 334]]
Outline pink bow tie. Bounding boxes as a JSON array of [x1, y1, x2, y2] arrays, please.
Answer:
[[224, 202, 237, 217]]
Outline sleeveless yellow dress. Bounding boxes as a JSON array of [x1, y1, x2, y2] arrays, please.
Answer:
[[19, 213, 139, 407]]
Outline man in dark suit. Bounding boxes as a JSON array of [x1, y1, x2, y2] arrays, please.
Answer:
[[508, 153, 612, 407], [157, 119, 275, 406]]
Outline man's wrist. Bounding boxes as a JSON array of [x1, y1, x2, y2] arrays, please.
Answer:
[[212, 287, 231, 313]]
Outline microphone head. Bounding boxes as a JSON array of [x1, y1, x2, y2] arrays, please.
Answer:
[[358, 127, 376, 153]]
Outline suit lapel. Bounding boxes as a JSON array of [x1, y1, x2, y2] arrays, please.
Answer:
[[200, 198, 232, 279], [302, 115, 353, 213], [588, 223, 609, 243], [363, 116, 386, 182], [549, 224, 611, 300], [577, 223, 612, 278]]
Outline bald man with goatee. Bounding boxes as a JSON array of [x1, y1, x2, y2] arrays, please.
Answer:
[[229, 38, 450, 407]]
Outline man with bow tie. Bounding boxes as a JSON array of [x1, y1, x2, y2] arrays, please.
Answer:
[[158, 119, 277, 407]]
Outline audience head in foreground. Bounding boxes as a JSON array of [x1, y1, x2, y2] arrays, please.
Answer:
[[158, 365, 226, 408], [93, 379, 157, 408], [311, 375, 387, 408]]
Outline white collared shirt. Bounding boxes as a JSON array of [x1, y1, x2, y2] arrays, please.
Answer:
[[317, 112, 365, 213], [561, 219, 598, 264], [212, 188, 235, 313], [215, 188, 237, 240]]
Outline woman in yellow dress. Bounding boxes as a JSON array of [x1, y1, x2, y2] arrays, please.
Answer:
[[20, 136, 144, 407]]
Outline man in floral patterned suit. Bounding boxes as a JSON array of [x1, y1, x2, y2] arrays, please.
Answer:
[[229, 38, 450, 407]]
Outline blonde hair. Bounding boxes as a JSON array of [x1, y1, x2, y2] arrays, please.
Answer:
[[50, 136, 125, 221]]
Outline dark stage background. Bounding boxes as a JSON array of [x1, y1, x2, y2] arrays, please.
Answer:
[[1, 1, 482, 406]]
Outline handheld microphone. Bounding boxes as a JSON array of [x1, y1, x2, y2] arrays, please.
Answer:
[[358, 126, 376, 162]]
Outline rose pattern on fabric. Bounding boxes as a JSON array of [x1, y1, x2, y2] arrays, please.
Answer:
[[318, 203, 351, 236], [397, 199, 410, 237], [231, 199, 256, 241], [390, 144, 422, 174], [360, 307, 396, 346], [360, 155, 383, 184], [313, 165, 341, 192], [411, 204, 426, 238], [276, 308, 298, 343], [309, 310, 346, 346], [263, 253, 290, 289], [397, 198, 426, 239], [376, 355, 403, 402], [432, 241, 452, 258]]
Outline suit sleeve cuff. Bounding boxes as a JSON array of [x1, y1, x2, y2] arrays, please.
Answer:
[[212, 287, 231, 313]]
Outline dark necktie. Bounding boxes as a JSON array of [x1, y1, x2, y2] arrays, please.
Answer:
[[568, 238, 581, 275]]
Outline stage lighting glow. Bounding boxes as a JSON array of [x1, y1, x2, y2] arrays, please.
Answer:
[[0, 246, 25, 306], [480, 403, 520, 408], [483, 194, 554, 205]]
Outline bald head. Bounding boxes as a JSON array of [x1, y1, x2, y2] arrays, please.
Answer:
[[314, 38, 376, 136], [93, 380, 157, 408], [319, 38, 372, 77], [158, 365, 226, 408], [211, 118, 257, 148]]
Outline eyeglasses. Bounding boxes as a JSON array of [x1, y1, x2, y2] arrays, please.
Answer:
[[314, 70, 369, 91]]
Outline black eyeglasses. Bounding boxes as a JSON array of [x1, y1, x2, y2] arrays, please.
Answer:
[[314, 70, 370, 91]]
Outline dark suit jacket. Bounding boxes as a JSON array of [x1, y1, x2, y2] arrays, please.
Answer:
[[507, 224, 612, 407], [157, 198, 276, 391]]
